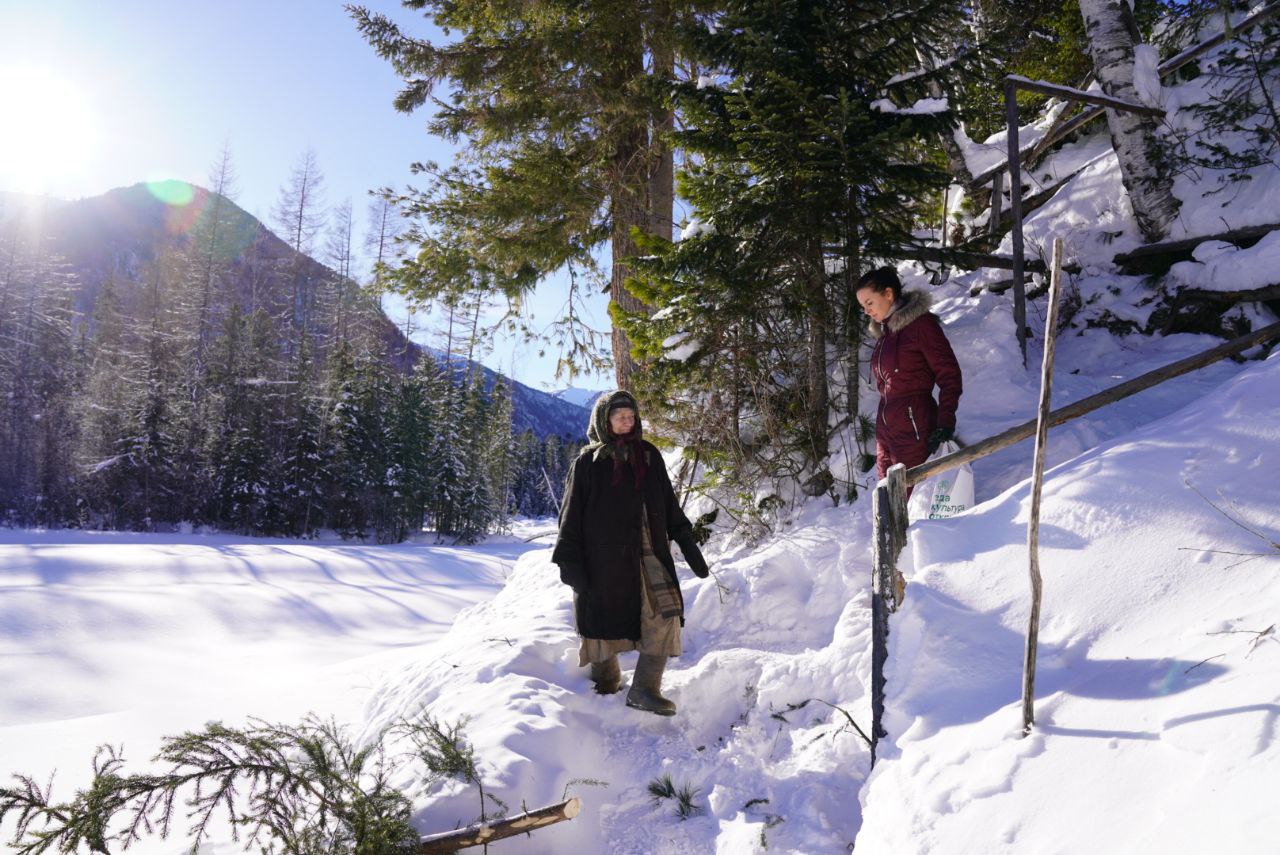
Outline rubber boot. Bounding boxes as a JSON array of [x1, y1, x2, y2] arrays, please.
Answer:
[[589, 655, 621, 695], [626, 654, 677, 716]]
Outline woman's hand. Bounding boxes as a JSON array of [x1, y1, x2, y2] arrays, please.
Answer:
[[558, 561, 588, 592], [674, 533, 710, 578], [927, 426, 954, 455]]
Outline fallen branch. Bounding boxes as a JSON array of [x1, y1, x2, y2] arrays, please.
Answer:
[[418, 797, 581, 854], [1184, 480, 1280, 551], [1184, 654, 1225, 675]]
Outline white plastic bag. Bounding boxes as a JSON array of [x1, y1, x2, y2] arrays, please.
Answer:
[[907, 441, 974, 520]]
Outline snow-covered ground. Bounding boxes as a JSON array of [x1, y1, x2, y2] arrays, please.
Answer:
[[0, 526, 549, 852], [859, 349, 1280, 854]]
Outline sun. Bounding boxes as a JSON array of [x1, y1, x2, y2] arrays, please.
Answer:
[[0, 66, 98, 195]]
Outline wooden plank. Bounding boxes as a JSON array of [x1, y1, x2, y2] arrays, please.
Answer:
[[905, 320, 1280, 487], [885, 244, 1047, 273], [1006, 79, 1029, 367], [419, 797, 581, 853], [870, 464, 909, 765], [1158, 3, 1280, 78], [1005, 75, 1165, 117], [1113, 222, 1280, 274], [1022, 238, 1064, 736]]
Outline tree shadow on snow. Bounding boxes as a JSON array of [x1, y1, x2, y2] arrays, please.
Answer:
[[892, 587, 1229, 739]]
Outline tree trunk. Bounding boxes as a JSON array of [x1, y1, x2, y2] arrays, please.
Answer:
[[649, 0, 675, 243], [610, 126, 651, 392], [804, 232, 830, 464], [1078, 0, 1180, 242]]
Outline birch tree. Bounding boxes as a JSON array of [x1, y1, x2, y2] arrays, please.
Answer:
[[1078, 0, 1180, 241]]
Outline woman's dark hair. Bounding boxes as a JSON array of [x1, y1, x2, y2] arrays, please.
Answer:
[[856, 266, 903, 301]]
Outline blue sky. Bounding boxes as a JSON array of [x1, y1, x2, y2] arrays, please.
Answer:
[[0, 0, 611, 392]]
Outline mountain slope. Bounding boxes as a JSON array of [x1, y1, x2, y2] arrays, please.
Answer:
[[0, 183, 588, 438]]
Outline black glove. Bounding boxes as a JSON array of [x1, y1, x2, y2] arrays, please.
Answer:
[[558, 562, 587, 593], [927, 426, 954, 455], [675, 533, 710, 578]]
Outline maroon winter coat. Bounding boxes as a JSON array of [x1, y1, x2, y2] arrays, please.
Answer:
[[869, 290, 962, 479]]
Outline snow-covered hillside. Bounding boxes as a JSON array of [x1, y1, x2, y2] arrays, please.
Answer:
[[858, 349, 1280, 854], [340, 21, 1280, 852]]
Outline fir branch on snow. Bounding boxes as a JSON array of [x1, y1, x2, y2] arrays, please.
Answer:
[[0, 715, 520, 854]]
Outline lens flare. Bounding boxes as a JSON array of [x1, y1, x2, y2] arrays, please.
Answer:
[[146, 179, 196, 206]]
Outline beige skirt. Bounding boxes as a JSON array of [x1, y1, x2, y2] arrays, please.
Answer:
[[578, 549, 682, 665]]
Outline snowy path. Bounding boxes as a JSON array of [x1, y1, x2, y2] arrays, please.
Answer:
[[0, 529, 542, 828]]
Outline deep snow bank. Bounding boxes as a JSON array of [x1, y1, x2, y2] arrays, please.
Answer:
[[857, 351, 1280, 853]]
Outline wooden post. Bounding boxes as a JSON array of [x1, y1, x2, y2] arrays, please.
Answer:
[[1021, 237, 1064, 735], [870, 463, 909, 764], [989, 170, 1004, 239], [1005, 78, 1028, 368], [940, 184, 950, 251], [418, 797, 581, 853]]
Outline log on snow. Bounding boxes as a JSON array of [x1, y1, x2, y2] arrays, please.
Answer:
[[1177, 283, 1280, 303], [884, 244, 1048, 274], [418, 798, 581, 854], [1114, 222, 1280, 275]]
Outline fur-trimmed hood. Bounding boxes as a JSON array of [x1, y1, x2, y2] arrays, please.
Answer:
[[869, 289, 933, 339]]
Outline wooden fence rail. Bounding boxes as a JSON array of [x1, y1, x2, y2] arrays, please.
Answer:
[[965, 3, 1280, 194], [868, 319, 1280, 761], [906, 319, 1280, 487]]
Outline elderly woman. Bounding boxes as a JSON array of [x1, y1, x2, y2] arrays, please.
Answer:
[[856, 267, 963, 485], [552, 390, 708, 716]]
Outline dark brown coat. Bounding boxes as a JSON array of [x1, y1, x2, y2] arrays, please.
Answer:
[[552, 392, 704, 641]]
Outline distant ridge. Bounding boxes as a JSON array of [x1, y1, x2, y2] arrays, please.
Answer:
[[0, 183, 589, 438]]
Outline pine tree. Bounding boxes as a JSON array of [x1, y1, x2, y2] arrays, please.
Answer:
[[389, 353, 440, 540], [483, 376, 515, 533], [348, 0, 695, 388]]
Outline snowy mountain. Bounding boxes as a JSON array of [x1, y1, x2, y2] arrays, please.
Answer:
[[553, 386, 607, 409], [0, 184, 588, 439]]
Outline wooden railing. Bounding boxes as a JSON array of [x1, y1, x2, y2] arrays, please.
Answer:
[[868, 318, 1280, 762]]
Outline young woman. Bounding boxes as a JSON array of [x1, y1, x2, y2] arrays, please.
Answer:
[[552, 390, 709, 716], [856, 267, 963, 482]]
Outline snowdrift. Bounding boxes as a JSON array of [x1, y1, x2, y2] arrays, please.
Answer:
[[858, 349, 1280, 854]]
